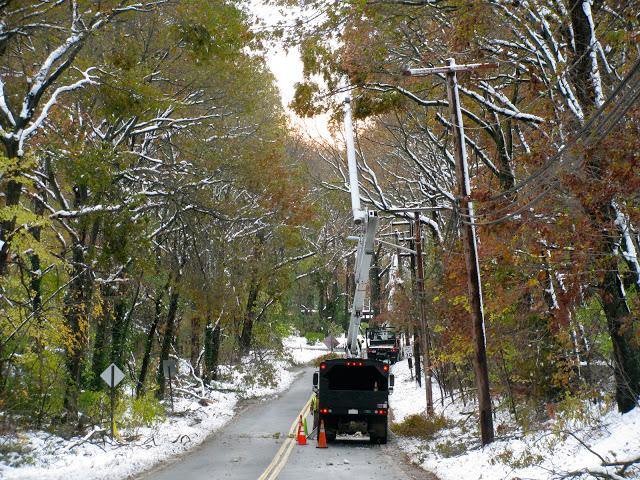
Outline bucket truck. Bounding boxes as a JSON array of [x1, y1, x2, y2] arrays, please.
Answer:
[[311, 98, 394, 444]]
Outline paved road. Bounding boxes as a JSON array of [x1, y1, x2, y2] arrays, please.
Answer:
[[140, 366, 434, 480], [278, 437, 431, 480]]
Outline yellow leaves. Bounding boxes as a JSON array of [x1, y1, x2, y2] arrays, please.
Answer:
[[92, 296, 104, 320], [451, 295, 470, 313], [0, 151, 36, 180], [0, 205, 43, 225], [527, 277, 539, 288]]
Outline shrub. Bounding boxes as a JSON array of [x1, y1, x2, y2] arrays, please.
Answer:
[[78, 390, 110, 425], [241, 361, 278, 391], [304, 332, 324, 345], [0, 437, 34, 467], [391, 413, 449, 439], [79, 389, 165, 433], [312, 352, 342, 366], [490, 448, 544, 469], [435, 439, 467, 458], [128, 392, 165, 429]]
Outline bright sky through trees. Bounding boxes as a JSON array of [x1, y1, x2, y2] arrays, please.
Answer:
[[251, 2, 333, 141]]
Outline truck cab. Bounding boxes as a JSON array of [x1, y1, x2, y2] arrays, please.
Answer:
[[365, 327, 400, 364], [312, 358, 394, 444]]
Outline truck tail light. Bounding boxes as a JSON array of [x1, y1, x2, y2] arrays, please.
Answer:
[[383, 364, 389, 372], [320, 363, 326, 370], [320, 408, 331, 414], [375, 409, 387, 415]]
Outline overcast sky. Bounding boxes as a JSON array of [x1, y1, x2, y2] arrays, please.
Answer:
[[252, 2, 333, 141]]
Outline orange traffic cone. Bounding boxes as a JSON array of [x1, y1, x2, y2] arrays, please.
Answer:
[[316, 419, 328, 448], [296, 416, 307, 445]]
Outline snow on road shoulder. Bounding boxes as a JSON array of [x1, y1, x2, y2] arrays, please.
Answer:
[[3, 391, 238, 480], [0, 336, 325, 480], [390, 360, 640, 479]]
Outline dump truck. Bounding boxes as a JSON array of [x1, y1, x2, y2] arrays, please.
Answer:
[[365, 327, 400, 364], [313, 357, 394, 444]]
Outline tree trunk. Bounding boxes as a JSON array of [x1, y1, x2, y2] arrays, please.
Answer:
[[569, 0, 602, 109], [112, 280, 140, 368], [602, 261, 640, 413], [91, 286, 112, 390], [62, 243, 91, 417], [0, 140, 21, 275], [136, 287, 166, 398], [567, 0, 640, 413], [318, 278, 326, 321], [239, 281, 259, 356], [156, 289, 180, 399], [110, 294, 128, 365], [29, 189, 45, 326], [409, 233, 422, 386], [190, 315, 201, 376], [204, 316, 221, 382], [239, 234, 263, 356]]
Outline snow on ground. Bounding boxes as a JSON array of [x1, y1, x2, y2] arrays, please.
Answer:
[[0, 336, 328, 480], [283, 336, 329, 365], [390, 360, 640, 479]]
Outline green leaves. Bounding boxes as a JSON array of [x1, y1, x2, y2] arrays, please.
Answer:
[[291, 81, 322, 117], [172, 0, 252, 63]]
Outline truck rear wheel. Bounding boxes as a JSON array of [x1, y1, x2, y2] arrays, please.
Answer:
[[369, 420, 388, 444], [369, 432, 388, 444]]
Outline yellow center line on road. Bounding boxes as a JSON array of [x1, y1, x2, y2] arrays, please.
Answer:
[[257, 394, 314, 480]]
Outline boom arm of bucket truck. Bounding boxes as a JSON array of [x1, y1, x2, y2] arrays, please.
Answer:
[[344, 98, 379, 357]]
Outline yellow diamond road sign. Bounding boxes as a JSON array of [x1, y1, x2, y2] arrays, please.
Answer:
[[101, 363, 125, 388]]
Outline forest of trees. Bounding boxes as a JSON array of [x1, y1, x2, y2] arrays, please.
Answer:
[[286, 0, 640, 430], [1, 0, 639, 450], [0, 0, 345, 432]]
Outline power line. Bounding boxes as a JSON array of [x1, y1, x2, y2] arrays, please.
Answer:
[[457, 57, 640, 226]]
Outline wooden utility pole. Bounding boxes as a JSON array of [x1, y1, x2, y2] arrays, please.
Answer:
[[405, 58, 495, 445], [408, 223, 423, 387], [414, 213, 434, 415], [395, 230, 414, 380]]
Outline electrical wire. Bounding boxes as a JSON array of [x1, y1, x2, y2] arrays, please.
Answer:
[[455, 57, 640, 226]]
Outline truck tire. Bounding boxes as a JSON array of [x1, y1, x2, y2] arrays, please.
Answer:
[[369, 432, 387, 444], [369, 420, 388, 444]]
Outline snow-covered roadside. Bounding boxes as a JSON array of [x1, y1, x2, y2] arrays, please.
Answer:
[[0, 336, 328, 480], [283, 336, 330, 365], [390, 360, 640, 479]]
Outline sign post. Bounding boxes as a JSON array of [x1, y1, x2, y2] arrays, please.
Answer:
[[100, 363, 125, 439], [162, 359, 177, 412]]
